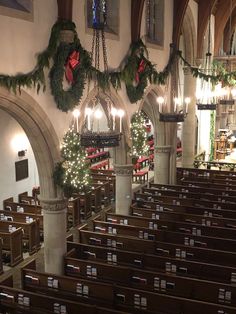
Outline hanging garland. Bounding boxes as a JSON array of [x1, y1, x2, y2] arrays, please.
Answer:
[[0, 20, 76, 94], [2, 19, 236, 111]]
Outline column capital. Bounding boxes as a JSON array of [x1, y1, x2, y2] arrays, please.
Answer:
[[39, 197, 68, 212], [155, 145, 172, 154], [114, 164, 133, 176]]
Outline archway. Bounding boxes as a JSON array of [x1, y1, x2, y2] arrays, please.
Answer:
[[0, 87, 67, 274]]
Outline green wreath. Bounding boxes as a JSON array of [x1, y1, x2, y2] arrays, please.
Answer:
[[50, 39, 91, 112]]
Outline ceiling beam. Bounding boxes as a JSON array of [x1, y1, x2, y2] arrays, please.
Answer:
[[131, 0, 145, 43], [197, 0, 217, 59], [172, 0, 189, 47], [215, 0, 236, 55], [57, 0, 73, 21]]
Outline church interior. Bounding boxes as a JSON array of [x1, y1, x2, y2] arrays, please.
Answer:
[[1, 0, 236, 313]]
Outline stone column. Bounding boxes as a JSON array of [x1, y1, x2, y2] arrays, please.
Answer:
[[220, 112, 228, 129], [182, 68, 196, 168], [39, 197, 67, 275], [154, 146, 172, 184], [114, 164, 133, 215]]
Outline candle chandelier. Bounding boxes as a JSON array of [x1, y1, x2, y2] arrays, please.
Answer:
[[157, 46, 189, 123], [80, 0, 122, 148], [196, 13, 217, 111], [215, 0, 236, 113]]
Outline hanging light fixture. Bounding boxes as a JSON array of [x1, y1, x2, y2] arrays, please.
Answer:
[[217, 0, 236, 109], [196, 13, 217, 111], [157, 45, 189, 123], [80, 0, 122, 147]]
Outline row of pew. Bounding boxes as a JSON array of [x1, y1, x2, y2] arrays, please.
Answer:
[[1, 167, 236, 312]]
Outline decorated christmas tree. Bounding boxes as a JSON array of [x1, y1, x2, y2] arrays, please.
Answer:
[[130, 111, 149, 159], [54, 127, 91, 197]]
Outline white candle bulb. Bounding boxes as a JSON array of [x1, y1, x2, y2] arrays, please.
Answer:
[[111, 107, 117, 130], [184, 97, 191, 113], [117, 109, 125, 133], [157, 96, 164, 113], [73, 109, 80, 132], [85, 108, 93, 130]]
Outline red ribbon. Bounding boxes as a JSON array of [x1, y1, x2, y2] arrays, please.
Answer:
[[135, 59, 146, 83], [65, 50, 80, 83]]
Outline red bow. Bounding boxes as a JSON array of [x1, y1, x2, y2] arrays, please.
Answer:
[[65, 50, 80, 83], [135, 59, 146, 83]]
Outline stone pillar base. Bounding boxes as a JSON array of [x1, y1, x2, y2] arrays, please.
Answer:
[[154, 146, 172, 184], [114, 164, 133, 215], [39, 197, 68, 275]]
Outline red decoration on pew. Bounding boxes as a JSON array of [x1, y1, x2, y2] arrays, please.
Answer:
[[65, 50, 80, 83]]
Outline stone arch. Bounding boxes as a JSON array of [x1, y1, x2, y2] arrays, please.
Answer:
[[0, 87, 60, 199], [182, 5, 197, 64], [139, 85, 166, 146], [0, 87, 67, 274]]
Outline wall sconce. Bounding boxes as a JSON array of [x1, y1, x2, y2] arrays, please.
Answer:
[[157, 96, 189, 122], [18, 149, 27, 157]]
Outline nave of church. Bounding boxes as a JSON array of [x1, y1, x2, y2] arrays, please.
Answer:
[[1, 0, 236, 313]]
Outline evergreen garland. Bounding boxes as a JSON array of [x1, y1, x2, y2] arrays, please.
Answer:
[[2, 19, 236, 111], [209, 111, 216, 161], [130, 111, 149, 158], [53, 127, 91, 197]]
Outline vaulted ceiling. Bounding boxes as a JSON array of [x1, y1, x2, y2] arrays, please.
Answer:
[[57, 0, 236, 59]]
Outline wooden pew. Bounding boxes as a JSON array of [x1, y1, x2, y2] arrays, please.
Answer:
[[68, 197, 80, 227], [78, 228, 236, 269], [67, 241, 236, 285], [91, 174, 116, 198], [92, 219, 236, 252], [130, 205, 236, 230], [64, 248, 236, 306], [0, 208, 43, 232], [132, 199, 236, 220], [91, 185, 102, 212], [149, 182, 236, 198], [21, 259, 115, 308], [0, 276, 129, 314], [93, 181, 111, 206], [18, 191, 40, 206], [0, 240, 3, 275], [4, 197, 42, 215], [74, 192, 92, 220], [64, 252, 236, 313], [104, 212, 236, 240], [0, 219, 40, 255], [143, 186, 236, 204], [0, 224, 23, 266], [134, 191, 236, 211]]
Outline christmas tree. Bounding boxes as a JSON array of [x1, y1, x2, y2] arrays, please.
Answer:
[[54, 127, 91, 197], [130, 111, 149, 159]]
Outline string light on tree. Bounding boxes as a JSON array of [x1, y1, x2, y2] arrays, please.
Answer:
[[130, 111, 149, 159], [54, 127, 91, 197]]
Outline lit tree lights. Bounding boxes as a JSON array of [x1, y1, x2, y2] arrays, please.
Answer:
[[54, 127, 91, 197], [130, 112, 149, 159]]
